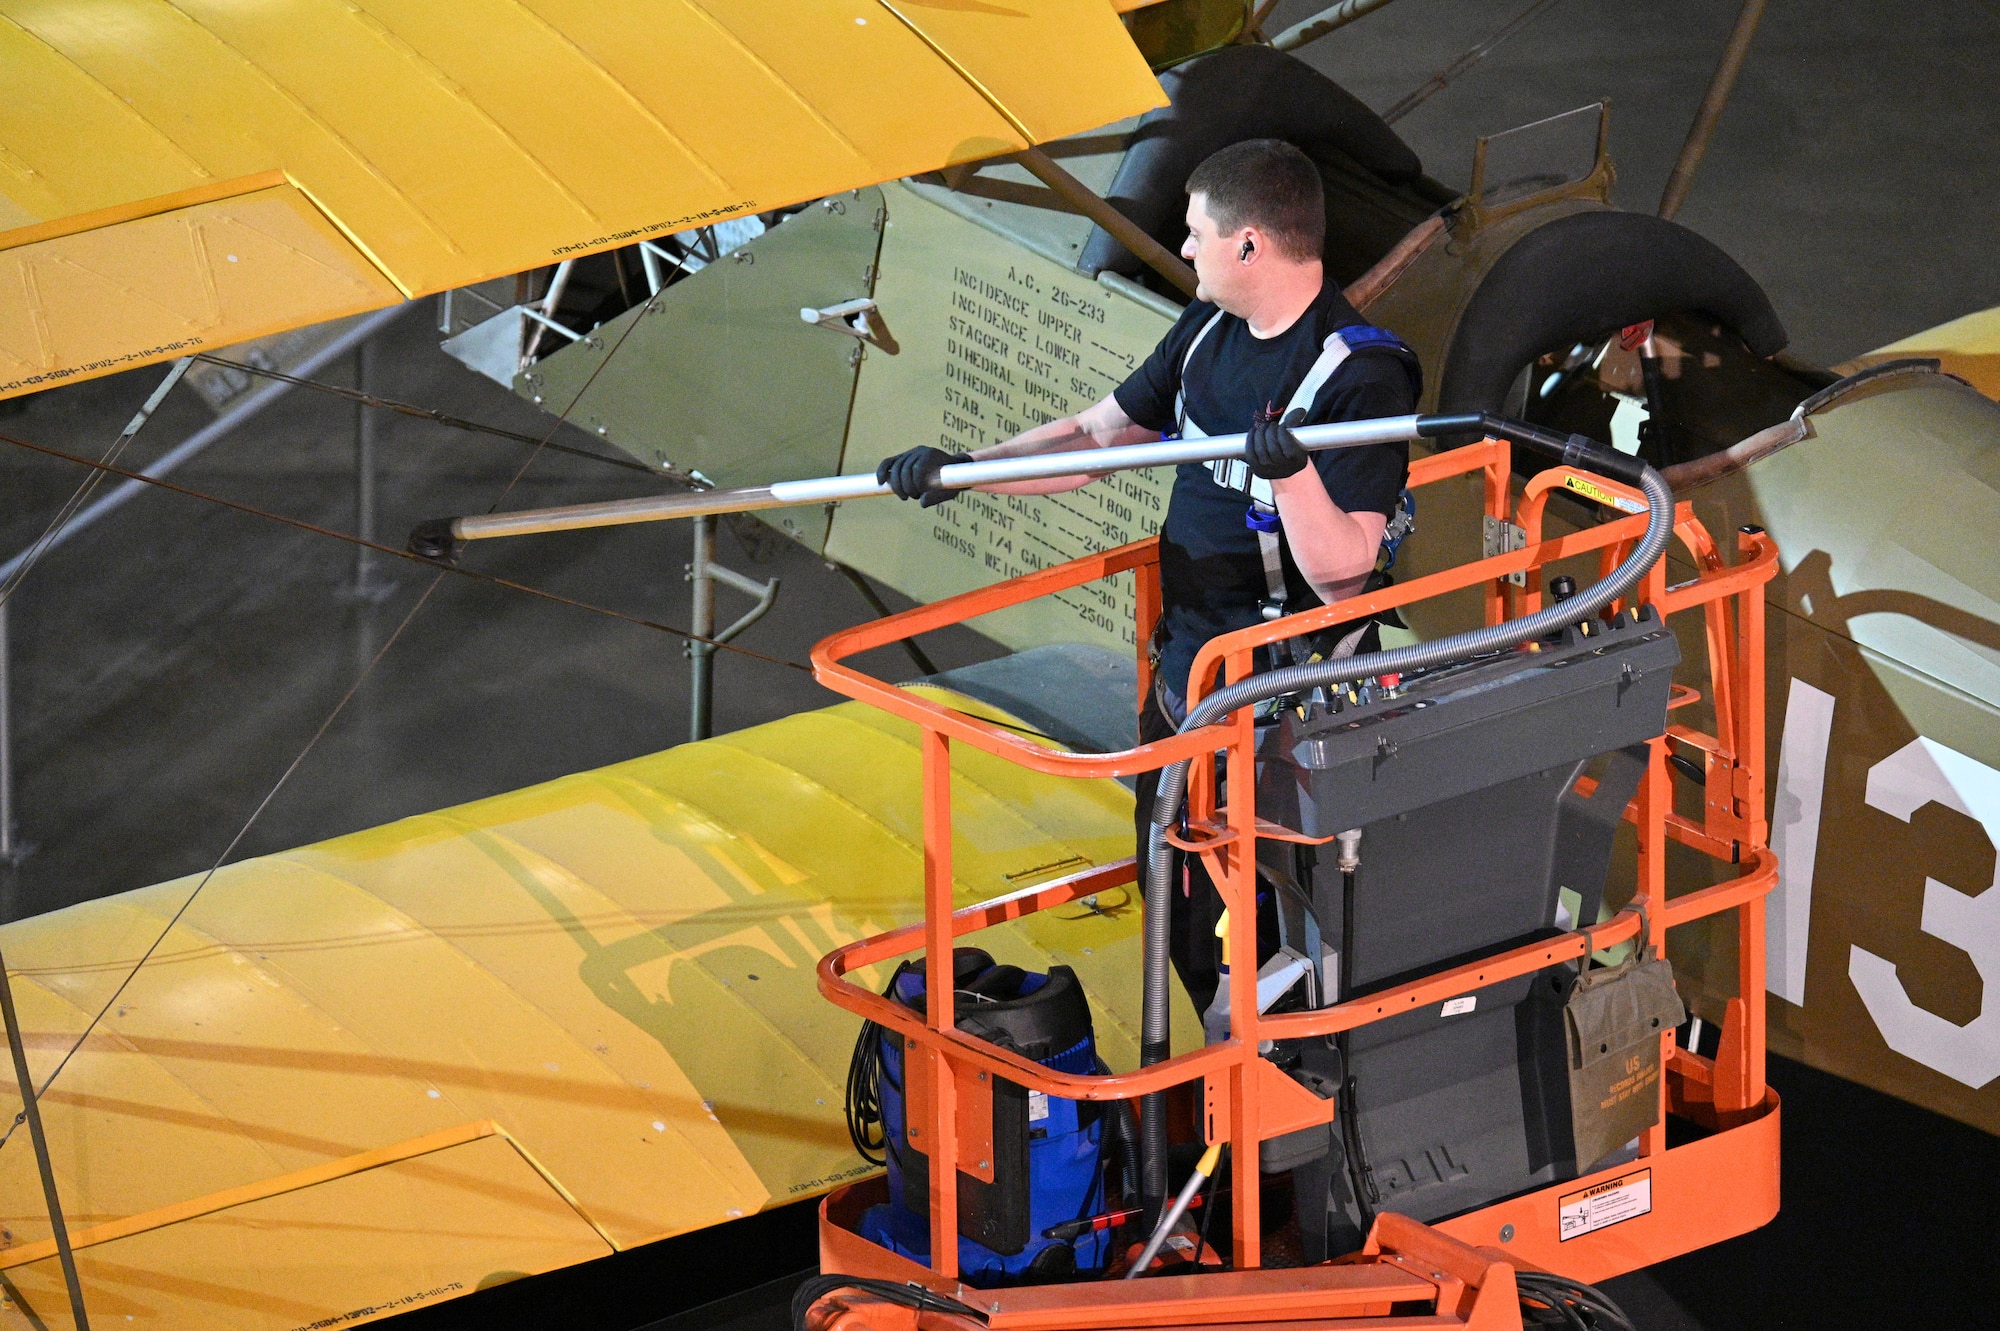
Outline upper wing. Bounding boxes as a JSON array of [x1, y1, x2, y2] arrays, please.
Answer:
[[0, 0, 1164, 399]]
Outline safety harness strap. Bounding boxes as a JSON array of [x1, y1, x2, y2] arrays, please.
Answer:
[[1171, 309, 1227, 442], [1174, 317, 1414, 668], [1175, 312, 1299, 613], [1183, 323, 1365, 617]]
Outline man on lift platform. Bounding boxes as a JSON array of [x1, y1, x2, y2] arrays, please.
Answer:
[[876, 140, 1423, 1014]]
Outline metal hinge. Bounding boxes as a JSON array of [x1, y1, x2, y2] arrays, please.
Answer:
[[1483, 515, 1528, 587]]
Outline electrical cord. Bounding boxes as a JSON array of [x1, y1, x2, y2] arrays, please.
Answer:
[[844, 1014, 888, 1167], [1515, 1271, 1638, 1331], [790, 1275, 986, 1331], [1092, 1054, 1140, 1206], [1193, 1143, 1225, 1266]]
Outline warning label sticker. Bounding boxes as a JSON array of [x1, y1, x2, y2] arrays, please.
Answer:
[[1558, 1168, 1652, 1241], [1562, 473, 1646, 513]]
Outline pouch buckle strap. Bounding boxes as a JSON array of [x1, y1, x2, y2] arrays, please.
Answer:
[[1581, 899, 1653, 971]]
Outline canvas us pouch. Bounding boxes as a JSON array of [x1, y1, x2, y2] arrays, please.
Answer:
[[1564, 952, 1686, 1172]]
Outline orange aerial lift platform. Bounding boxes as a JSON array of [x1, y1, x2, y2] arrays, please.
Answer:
[[802, 432, 1780, 1331]]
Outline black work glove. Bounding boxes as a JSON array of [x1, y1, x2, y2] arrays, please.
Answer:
[[876, 445, 963, 508], [1244, 407, 1310, 480]]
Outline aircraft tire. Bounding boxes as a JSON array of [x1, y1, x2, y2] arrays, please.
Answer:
[[1434, 210, 1787, 440]]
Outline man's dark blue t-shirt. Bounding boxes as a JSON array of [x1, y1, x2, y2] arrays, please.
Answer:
[[1113, 281, 1415, 699]]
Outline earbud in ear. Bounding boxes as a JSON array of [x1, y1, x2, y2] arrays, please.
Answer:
[[1239, 239, 1254, 260]]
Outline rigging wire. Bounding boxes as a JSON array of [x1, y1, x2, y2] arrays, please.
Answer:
[[0, 243, 731, 1155], [0, 430, 812, 673], [0, 575, 447, 1152], [190, 354, 662, 477], [1381, 0, 1565, 124], [0, 358, 192, 612]]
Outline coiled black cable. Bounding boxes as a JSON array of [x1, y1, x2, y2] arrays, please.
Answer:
[[792, 1275, 988, 1331], [844, 1016, 887, 1167], [1515, 1271, 1638, 1331]]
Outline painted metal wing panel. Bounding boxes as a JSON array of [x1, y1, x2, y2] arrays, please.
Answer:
[[0, 0, 1165, 398], [1837, 304, 2000, 400], [0, 177, 406, 398], [0, 692, 1173, 1329], [2, 1129, 617, 1329]]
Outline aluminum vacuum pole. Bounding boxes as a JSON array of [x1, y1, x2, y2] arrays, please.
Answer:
[[408, 416, 1432, 557]]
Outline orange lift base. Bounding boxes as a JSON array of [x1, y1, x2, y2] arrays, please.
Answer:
[[813, 1044, 1779, 1330], [807, 437, 1782, 1330]]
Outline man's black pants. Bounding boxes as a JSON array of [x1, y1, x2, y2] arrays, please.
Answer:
[[1134, 619, 1378, 1019]]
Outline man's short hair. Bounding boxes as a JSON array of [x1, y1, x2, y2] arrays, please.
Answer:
[[1185, 139, 1325, 263]]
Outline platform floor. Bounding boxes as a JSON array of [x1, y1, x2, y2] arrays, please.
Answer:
[[0, 0, 1994, 1326], [371, 1055, 2000, 1331]]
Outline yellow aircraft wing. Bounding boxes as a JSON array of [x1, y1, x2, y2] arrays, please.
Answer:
[[0, 689, 1179, 1330], [0, 0, 1165, 400], [1836, 304, 2000, 400]]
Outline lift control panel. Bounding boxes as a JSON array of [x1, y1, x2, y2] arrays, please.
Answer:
[[1259, 607, 1681, 837], [1251, 607, 1683, 1253]]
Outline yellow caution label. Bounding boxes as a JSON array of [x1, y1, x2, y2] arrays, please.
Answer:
[[1563, 474, 1645, 513]]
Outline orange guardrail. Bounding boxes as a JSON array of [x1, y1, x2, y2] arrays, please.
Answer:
[[812, 436, 1781, 1286]]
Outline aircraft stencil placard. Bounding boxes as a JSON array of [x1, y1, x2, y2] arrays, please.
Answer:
[[826, 184, 1176, 654]]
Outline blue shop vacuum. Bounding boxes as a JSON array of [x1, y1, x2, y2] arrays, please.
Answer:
[[845, 948, 1133, 1284]]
